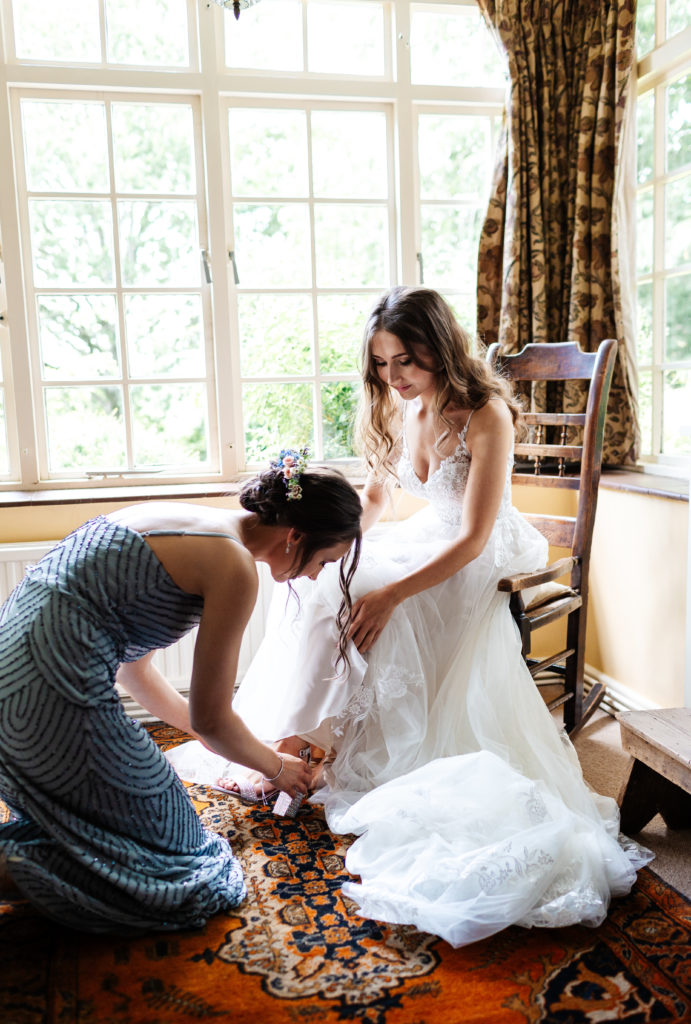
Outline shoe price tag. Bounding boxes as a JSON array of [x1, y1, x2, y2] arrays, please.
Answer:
[[274, 791, 305, 817]]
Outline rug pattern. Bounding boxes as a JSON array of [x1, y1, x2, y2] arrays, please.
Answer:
[[1, 722, 689, 1024]]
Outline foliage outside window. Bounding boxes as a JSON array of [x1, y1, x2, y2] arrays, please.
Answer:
[[635, 0, 691, 461], [0, 0, 504, 488]]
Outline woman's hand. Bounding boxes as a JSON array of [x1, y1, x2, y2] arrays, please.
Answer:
[[348, 585, 399, 653], [272, 752, 312, 798]]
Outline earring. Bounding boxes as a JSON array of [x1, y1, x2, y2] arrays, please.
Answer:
[[285, 543, 291, 554]]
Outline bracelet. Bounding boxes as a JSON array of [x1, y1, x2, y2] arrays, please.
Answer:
[[263, 756, 284, 783]]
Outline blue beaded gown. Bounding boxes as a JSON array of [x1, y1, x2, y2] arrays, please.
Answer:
[[0, 515, 245, 933]]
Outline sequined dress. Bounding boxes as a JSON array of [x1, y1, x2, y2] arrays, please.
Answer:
[[168, 417, 652, 947], [0, 515, 245, 932]]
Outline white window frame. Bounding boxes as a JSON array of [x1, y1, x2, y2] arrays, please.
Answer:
[[10, 87, 219, 483], [0, 0, 505, 491], [636, 7, 691, 471]]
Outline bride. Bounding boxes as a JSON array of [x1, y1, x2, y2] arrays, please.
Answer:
[[168, 286, 651, 947]]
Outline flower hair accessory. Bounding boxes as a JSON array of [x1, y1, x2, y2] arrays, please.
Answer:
[[271, 446, 310, 501]]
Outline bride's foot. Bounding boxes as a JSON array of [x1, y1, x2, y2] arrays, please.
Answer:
[[214, 737, 322, 803], [214, 769, 277, 804]]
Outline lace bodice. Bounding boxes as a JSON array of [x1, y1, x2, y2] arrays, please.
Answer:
[[398, 412, 512, 527]]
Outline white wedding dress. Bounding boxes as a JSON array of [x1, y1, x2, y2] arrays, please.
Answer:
[[167, 416, 652, 947]]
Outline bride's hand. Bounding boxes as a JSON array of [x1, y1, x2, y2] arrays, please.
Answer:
[[348, 586, 398, 653]]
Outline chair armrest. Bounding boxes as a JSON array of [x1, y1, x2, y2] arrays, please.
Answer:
[[497, 556, 576, 593]]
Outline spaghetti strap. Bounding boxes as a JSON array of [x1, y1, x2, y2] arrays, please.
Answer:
[[138, 529, 239, 541], [458, 409, 474, 451]]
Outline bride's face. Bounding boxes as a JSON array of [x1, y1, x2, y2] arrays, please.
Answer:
[[370, 330, 437, 402]]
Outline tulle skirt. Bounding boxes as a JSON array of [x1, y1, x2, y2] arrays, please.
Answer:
[[167, 503, 652, 945]]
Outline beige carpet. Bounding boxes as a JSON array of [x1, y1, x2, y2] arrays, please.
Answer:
[[573, 709, 691, 898]]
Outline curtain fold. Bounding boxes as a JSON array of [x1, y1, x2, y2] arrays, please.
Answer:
[[476, 0, 639, 465]]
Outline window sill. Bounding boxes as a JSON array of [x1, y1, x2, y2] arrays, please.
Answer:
[[0, 470, 685, 509], [0, 475, 369, 509], [600, 468, 689, 502], [0, 481, 243, 509]]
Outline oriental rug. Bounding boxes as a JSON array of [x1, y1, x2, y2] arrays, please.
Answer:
[[1, 723, 689, 1024]]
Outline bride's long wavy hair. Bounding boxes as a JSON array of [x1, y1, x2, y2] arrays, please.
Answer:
[[356, 286, 522, 476]]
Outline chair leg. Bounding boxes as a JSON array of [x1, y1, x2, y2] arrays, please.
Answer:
[[562, 604, 603, 736], [562, 608, 584, 733]]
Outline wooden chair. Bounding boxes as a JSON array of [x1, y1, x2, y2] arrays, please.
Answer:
[[485, 338, 618, 736]]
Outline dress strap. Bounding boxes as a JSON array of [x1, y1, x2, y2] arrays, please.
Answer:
[[138, 529, 239, 541], [459, 409, 475, 452]]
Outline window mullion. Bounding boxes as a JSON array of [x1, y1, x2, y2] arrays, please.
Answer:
[[393, 0, 416, 283], [305, 107, 323, 461]]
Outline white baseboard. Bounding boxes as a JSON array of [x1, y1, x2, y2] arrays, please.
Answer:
[[584, 665, 661, 715]]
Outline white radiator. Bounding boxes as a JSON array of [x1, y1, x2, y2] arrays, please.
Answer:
[[0, 540, 275, 720]]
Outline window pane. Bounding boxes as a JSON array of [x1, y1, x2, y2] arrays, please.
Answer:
[[662, 370, 691, 455], [636, 281, 653, 365], [411, 7, 505, 87], [233, 205, 312, 288], [317, 293, 372, 373], [637, 92, 654, 186], [243, 382, 314, 463], [118, 200, 200, 286], [311, 111, 388, 199], [125, 295, 205, 377], [22, 100, 109, 193], [666, 72, 691, 175], [322, 381, 358, 458], [668, 0, 691, 38], [307, 2, 384, 75], [636, 0, 655, 54], [447, 294, 477, 334], [12, 0, 100, 62], [45, 386, 125, 471], [419, 115, 492, 200], [225, 0, 303, 71], [131, 384, 208, 466], [421, 206, 483, 292], [38, 295, 120, 379], [113, 103, 196, 194], [635, 188, 654, 275], [238, 294, 313, 376], [229, 109, 308, 198], [105, 0, 189, 66], [664, 174, 691, 268], [29, 200, 115, 286], [665, 274, 691, 361], [637, 369, 653, 456], [314, 205, 388, 287]]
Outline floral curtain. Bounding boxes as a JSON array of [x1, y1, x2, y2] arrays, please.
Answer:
[[475, 0, 639, 465]]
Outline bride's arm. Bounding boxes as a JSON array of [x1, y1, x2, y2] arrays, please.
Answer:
[[359, 472, 393, 532], [349, 400, 514, 653], [359, 428, 402, 532]]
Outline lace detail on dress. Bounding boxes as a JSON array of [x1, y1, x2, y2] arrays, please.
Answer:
[[397, 409, 513, 530], [474, 841, 556, 894], [518, 866, 607, 928], [336, 663, 424, 731]]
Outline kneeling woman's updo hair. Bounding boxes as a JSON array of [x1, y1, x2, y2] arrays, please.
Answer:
[[240, 466, 362, 673]]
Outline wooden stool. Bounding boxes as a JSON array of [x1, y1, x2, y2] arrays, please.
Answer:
[[617, 708, 691, 833]]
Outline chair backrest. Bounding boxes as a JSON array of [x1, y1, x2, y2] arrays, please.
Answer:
[[486, 339, 617, 586]]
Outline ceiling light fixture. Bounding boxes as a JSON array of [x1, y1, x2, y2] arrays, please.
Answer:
[[208, 0, 261, 21]]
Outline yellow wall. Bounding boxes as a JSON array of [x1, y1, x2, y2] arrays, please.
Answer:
[[0, 496, 238, 545], [587, 488, 687, 707], [0, 481, 687, 707]]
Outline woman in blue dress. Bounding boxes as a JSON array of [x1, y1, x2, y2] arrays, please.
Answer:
[[0, 460, 361, 933]]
